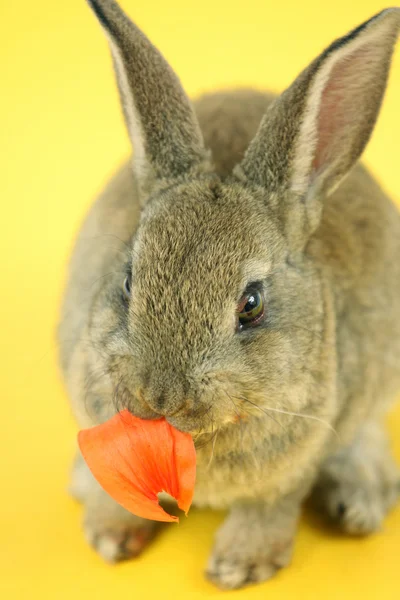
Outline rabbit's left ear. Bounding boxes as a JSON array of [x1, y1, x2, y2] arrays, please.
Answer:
[[236, 8, 400, 204]]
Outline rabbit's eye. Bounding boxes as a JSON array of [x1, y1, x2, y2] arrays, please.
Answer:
[[123, 274, 132, 299], [237, 288, 264, 330]]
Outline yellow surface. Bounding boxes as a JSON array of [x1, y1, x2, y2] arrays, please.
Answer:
[[1, 0, 400, 598]]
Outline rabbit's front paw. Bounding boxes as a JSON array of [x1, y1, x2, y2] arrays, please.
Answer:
[[205, 499, 299, 589], [71, 452, 161, 562], [84, 516, 158, 563], [206, 537, 293, 590]]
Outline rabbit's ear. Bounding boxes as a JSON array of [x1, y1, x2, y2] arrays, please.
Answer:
[[237, 8, 400, 204], [87, 0, 209, 195]]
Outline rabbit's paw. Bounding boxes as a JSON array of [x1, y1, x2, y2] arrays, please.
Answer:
[[206, 537, 293, 590], [323, 486, 386, 535], [84, 516, 158, 563], [205, 500, 298, 589], [71, 452, 161, 562], [313, 423, 400, 535]]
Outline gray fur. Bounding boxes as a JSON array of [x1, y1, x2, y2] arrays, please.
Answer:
[[59, 1, 400, 589]]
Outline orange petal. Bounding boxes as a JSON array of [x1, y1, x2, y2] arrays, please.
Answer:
[[77, 411, 196, 523]]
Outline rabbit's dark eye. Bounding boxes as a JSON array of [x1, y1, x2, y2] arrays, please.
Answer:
[[123, 274, 131, 299], [237, 286, 265, 330]]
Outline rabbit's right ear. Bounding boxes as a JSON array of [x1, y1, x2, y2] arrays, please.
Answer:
[[236, 8, 400, 242], [86, 0, 209, 198]]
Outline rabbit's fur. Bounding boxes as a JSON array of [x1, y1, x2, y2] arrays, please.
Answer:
[[59, 0, 400, 589]]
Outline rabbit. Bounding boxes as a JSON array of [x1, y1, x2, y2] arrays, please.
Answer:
[[58, 0, 400, 590]]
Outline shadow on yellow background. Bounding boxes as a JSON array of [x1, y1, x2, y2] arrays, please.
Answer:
[[1, 0, 400, 598]]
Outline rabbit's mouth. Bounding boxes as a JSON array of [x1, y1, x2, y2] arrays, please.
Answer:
[[164, 409, 215, 436], [120, 392, 217, 436], [167, 408, 248, 438]]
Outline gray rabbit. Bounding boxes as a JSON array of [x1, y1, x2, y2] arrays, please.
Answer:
[[59, 0, 400, 589]]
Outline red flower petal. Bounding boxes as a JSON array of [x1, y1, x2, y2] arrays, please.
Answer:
[[77, 411, 196, 523]]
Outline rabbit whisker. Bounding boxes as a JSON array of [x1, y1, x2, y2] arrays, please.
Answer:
[[232, 393, 338, 437], [236, 395, 286, 431]]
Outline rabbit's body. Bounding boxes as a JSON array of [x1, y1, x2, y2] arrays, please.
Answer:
[[60, 1, 400, 589], [61, 89, 400, 506]]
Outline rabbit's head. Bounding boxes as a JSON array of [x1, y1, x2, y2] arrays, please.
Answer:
[[87, 1, 399, 437]]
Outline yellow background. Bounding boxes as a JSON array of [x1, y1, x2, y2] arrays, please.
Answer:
[[1, 0, 400, 598]]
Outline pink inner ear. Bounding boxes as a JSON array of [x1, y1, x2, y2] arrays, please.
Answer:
[[312, 44, 375, 173]]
